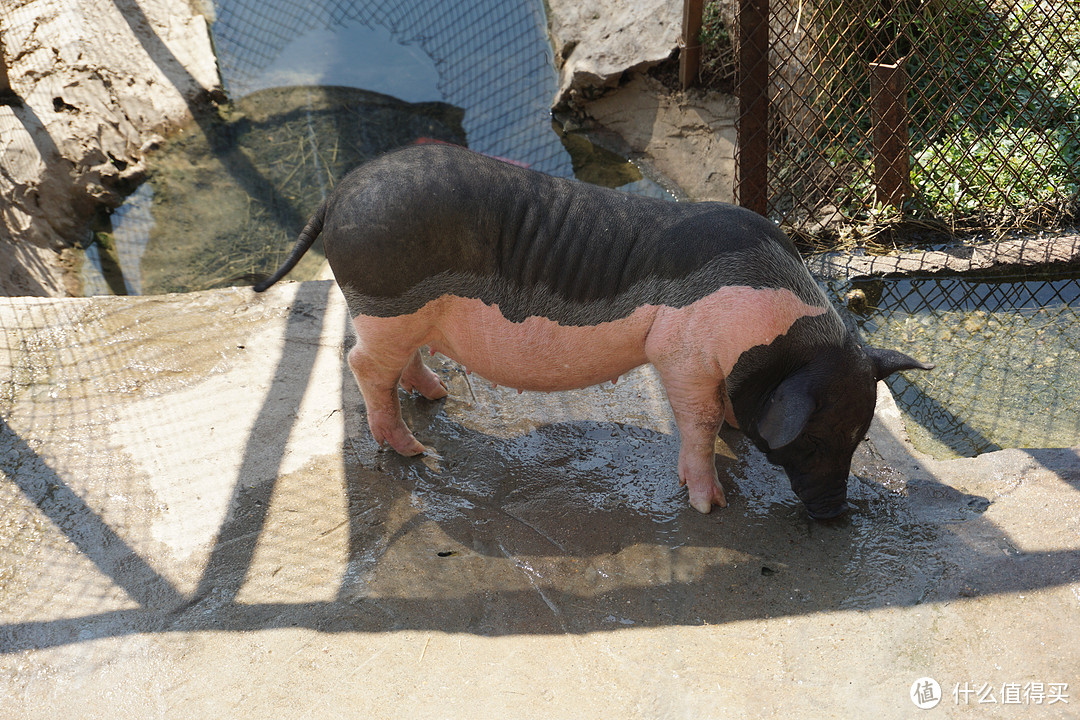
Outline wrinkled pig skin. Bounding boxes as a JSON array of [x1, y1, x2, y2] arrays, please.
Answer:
[[255, 143, 931, 519]]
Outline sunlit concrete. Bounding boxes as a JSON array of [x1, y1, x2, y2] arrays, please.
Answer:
[[1, 280, 1077, 718]]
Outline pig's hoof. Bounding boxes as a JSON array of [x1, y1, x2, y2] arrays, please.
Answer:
[[689, 497, 713, 514], [400, 355, 449, 400], [376, 439, 427, 456], [686, 479, 728, 514], [390, 435, 427, 456], [371, 421, 428, 456], [403, 383, 448, 401], [408, 374, 448, 400]]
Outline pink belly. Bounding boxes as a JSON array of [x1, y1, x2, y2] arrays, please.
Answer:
[[426, 297, 656, 391], [349, 286, 826, 394]]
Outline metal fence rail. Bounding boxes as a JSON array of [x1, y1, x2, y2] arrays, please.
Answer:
[[722, 0, 1080, 238]]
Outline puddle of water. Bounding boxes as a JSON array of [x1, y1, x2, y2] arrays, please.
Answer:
[[829, 270, 1080, 458], [83, 86, 468, 294], [82, 184, 154, 296], [380, 362, 689, 527], [81, 1, 675, 296]]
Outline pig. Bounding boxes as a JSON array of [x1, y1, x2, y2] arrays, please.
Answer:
[[254, 143, 931, 520]]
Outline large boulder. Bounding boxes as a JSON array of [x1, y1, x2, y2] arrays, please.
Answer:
[[0, 0, 221, 296], [548, 0, 682, 109]]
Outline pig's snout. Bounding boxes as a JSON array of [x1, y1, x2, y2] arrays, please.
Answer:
[[805, 496, 849, 520], [792, 478, 849, 520]]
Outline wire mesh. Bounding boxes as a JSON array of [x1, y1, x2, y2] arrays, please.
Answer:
[[829, 268, 1080, 457], [7, 0, 652, 296], [2, 3, 1080, 683], [0, 0, 586, 651], [731, 0, 1080, 236], [711, 0, 1080, 456], [211, 0, 571, 177]]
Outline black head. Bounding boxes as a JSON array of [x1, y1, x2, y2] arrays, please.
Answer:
[[748, 341, 933, 520]]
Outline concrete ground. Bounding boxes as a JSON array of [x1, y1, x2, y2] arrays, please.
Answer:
[[0, 279, 1077, 718]]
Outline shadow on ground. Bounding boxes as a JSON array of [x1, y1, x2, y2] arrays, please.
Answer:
[[2, 284, 1078, 654]]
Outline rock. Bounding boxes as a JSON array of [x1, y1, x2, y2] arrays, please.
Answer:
[[545, 1, 737, 202], [549, 0, 682, 108], [581, 74, 737, 202], [844, 288, 869, 313], [0, 0, 221, 297]]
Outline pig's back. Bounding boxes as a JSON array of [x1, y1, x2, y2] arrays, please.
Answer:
[[323, 144, 819, 325]]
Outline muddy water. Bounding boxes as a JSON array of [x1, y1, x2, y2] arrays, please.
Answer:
[[830, 271, 1080, 458], [80, 86, 469, 295], [311, 352, 997, 622]]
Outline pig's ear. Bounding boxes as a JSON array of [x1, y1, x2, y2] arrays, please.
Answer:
[[756, 375, 816, 451], [866, 347, 935, 382]]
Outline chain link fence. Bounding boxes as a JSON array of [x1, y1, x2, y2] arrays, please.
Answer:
[[723, 0, 1080, 240], [211, 0, 570, 177], [697, 0, 1080, 455], [825, 262, 1080, 457], [2, 0, 1079, 684], [2, 0, 1078, 461]]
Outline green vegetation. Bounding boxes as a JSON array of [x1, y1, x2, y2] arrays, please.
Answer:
[[698, 0, 1080, 238], [904, 0, 1080, 222], [698, 2, 735, 92]]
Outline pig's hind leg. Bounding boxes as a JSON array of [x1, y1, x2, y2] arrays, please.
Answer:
[[399, 350, 449, 400], [347, 340, 429, 456]]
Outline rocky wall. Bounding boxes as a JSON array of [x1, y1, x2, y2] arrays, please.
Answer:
[[0, 0, 220, 296]]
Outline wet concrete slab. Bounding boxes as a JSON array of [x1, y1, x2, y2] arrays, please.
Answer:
[[0, 280, 1078, 718]]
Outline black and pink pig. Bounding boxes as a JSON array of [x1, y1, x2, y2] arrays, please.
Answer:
[[255, 144, 931, 520]]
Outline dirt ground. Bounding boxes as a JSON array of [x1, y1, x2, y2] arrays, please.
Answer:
[[1, 280, 1077, 718]]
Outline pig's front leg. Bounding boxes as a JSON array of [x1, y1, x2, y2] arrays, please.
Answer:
[[656, 371, 729, 514]]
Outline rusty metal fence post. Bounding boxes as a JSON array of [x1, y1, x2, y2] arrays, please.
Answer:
[[869, 60, 911, 208], [737, 0, 770, 216], [679, 0, 704, 89]]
